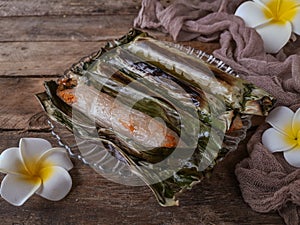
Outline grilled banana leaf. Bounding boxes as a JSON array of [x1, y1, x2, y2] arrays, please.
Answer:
[[37, 81, 212, 206], [36, 29, 275, 206]]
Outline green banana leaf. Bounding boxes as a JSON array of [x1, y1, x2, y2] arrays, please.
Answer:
[[36, 29, 275, 206]]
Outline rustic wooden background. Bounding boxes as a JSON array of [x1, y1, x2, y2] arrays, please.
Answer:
[[0, 1, 284, 224]]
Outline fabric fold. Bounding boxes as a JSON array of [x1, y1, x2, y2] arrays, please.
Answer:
[[134, 0, 300, 224], [235, 122, 300, 225]]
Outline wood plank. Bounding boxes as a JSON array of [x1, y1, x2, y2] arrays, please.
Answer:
[[0, 0, 143, 17], [0, 41, 219, 77], [0, 15, 136, 42], [0, 42, 105, 76], [0, 78, 48, 130], [0, 130, 283, 225], [0, 14, 222, 43]]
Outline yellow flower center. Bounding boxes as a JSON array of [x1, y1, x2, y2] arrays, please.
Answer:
[[283, 123, 300, 147], [263, 0, 298, 24], [22, 158, 54, 184]]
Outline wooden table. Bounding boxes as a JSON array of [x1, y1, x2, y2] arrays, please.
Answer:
[[0, 1, 284, 224]]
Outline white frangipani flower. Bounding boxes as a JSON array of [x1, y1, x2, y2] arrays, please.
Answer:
[[235, 0, 300, 53], [262, 106, 300, 167], [0, 138, 73, 206]]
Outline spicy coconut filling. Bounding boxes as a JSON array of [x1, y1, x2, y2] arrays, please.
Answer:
[[57, 78, 179, 149]]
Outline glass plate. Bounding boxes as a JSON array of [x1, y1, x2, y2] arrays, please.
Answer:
[[37, 29, 274, 206], [46, 41, 253, 182]]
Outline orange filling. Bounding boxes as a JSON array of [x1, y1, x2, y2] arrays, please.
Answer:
[[57, 89, 77, 104], [119, 119, 177, 148], [119, 119, 136, 133], [163, 133, 177, 148]]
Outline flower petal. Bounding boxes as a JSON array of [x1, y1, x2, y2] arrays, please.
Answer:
[[292, 107, 300, 136], [235, 1, 271, 28], [291, 7, 300, 35], [20, 138, 52, 173], [283, 146, 300, 167], [253, 0, 272, 5], [36, 166, 72, 201], [39, 147, 73, 171], [262, 128, 296, 152], [0, 147, 27, 175], [0, 174, 41, 206], [265, 106, 294, 135], [255, 21, 292, 53]]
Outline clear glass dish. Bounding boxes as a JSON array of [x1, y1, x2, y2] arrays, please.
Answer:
[[37, 29, 274, 206]]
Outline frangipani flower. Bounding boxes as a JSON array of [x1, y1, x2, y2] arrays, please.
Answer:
[[262, 106, 300, 167], [235, 0, 300, 53], [0, 138, 73, 206]]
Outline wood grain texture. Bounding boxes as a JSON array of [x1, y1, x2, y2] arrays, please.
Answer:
[[0, 0, 283, 224], [0, 15, 136, 42], [0, 130, 283, 225], [0, 0, 175, 17], [0, 41, 219, 77], [0, 42, 105, 76], [0, 78, 45, 130], [0, 0, 142, 17]]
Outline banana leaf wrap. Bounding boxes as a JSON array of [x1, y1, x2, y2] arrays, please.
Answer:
[[36, 29, 275, 206]]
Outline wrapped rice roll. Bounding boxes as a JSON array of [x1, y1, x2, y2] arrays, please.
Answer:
[[36, 29, 275, 206]]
